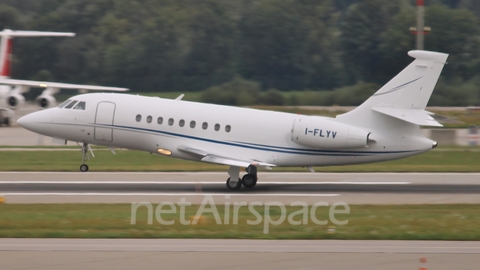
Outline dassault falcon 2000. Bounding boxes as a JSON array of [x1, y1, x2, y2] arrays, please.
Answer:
[[18, 50, 448, 190]]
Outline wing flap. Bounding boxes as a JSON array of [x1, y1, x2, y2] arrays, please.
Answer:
[[372, 105, 443, 127], [177, 145, 276, 168], [201, 156, 251, 167]]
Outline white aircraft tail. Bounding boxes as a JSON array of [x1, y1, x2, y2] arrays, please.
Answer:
[[336, 50, 449, 129], [0, 29, 75, 78]]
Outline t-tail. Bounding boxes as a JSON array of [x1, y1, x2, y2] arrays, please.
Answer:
[[0, 31, 13, 78], [0, 29, 75, 78], [336, 50, 449, 132]]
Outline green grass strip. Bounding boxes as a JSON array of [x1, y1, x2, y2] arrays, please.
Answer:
[[0, 204, 479, 240], [0, 146, 479, 171]]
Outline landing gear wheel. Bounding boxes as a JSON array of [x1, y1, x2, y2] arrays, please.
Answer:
[[80, 164, 89, 172], [226, 177, 242, 190], [79, 142, 92, 172], [242, 174, 257, 188]]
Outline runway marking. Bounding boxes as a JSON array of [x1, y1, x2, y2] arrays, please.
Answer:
[[0, 181, 411, 185], [2, 172, 480, 176], [0, 193, 340, 197], [1, 239, 479, 253]]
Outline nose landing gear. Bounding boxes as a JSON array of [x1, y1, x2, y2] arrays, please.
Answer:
[[79, 142, 94, 172]]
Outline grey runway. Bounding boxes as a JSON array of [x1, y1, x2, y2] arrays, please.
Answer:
[[0, 239, 479, 270], [1, 173, 479, 269], [1, 239, 479, 253], [1, 172, 479, 204]]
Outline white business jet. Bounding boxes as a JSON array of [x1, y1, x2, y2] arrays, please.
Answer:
[[18, 50, 448, 190], [0, 29, 128, 124]]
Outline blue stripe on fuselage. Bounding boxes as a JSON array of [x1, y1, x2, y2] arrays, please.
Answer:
[[99, 123, 417, 157]]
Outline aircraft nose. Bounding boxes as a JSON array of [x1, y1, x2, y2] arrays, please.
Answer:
[[17, 111, 50, 133], [17, 113, 36, 130]]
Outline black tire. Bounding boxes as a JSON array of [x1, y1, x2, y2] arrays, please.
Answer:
[[226, 177, 242, 190], [80, 164, 89, 172], [242, 174, 257, 188]]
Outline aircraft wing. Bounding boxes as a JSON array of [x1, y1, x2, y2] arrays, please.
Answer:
[[0, 78, 129, 92], [177, 145, 276, 168]]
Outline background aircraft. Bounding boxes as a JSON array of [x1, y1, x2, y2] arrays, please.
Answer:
[[0, 29, 74, 112], [18, 50, 448, 190], [0, 29, 128, 126]]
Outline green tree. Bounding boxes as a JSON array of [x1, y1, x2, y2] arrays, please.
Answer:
[[377, 4, 416, 82], [426, 5, 480, 81], [0, 5, 24, 30], [182, 0, 238, 91], [298, 0, 343, 90], [238, 0, 313, 90], [201, 75, 260, 105], [340, 0, 410, 84]]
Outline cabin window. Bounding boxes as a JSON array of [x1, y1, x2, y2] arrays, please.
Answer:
[[168, 118, 174, 126], [64, 100, 78, 109], [157, 117, 163, 125], [225, 125, 231, 132], [214, 124, 220, 131], [202, 122, 208, 130], [73, 101, 86, 110], [146, 115, 152, 123], [190, 121, 196, 128], [57, 100, 71, 108], [136, 114, 142, 122], [179, 119, 185, 127]]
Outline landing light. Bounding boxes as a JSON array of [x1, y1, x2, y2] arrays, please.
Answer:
[[157, 149, 172, 156]]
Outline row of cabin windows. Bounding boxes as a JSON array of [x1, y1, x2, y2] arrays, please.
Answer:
[[135, 114, 231, 132]]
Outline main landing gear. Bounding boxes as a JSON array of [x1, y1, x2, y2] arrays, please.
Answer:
[[79, 142, 94, 172], [226, 165, 258, 190]]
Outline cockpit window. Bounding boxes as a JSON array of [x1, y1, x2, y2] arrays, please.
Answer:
[[73, 101, 86, 110], [57, 100, 72, 108], [64, 100, 78, 109]]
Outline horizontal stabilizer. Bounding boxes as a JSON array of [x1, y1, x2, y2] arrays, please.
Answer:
[[0, 30, 75, 37], [372, 105, 442, 127]]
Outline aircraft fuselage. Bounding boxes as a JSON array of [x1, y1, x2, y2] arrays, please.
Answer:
[[19, 93, 435, 168]]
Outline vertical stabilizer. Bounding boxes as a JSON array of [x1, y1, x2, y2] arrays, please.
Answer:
[[336, 50, 448, 128], [0, 34, 12, 78], [0, 29, 75, 79]]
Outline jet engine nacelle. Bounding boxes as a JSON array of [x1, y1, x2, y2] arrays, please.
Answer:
[[35, 94, 57, 109], [292, 116, 371, 149], [6, 93, 25, 110]]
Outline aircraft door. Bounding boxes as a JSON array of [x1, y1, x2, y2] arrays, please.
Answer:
[[94, 102, 115, 142]]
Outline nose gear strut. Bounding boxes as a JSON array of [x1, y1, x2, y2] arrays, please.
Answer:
[[78, 142, 94, 172]]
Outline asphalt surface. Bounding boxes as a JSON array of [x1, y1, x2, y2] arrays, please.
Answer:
[[0, 239, 479, 270], [1, 172, 479, 204]]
